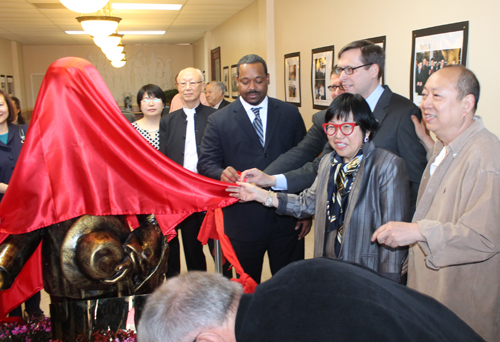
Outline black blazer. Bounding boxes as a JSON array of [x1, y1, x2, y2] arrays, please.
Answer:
[[159, 103, 216, 166], [264, 110, 328, 193], [217, 99, 231, 109], [198, 97, 306, 241]]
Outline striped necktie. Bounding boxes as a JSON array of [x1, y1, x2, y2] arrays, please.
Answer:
[[251, 107, 264, 146]]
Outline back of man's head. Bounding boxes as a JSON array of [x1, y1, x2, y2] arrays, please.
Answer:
[[138, 272, 243, 342], [338, 40, 385, 79], [450, 65, 480, 113]]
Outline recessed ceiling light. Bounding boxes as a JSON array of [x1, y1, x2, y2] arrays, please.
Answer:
[[112, 3, 182, 10]]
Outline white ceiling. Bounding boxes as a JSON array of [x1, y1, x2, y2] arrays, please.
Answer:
[[0, 0, 255, 45]]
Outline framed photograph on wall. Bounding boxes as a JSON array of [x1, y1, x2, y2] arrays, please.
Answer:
[[231, 65, 239, 99], [311, 45, 334, 110], [365, 36, 386, 85], [223, 66, 229, 98], [284, 52, 301, 106], [0, 75, 5, 93], [6, 76, 14, 96], [410, 21, 469, 106]]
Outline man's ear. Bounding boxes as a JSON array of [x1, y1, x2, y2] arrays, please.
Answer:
[[266, 73, 270, 85], [462, 94, 475, 116], [369, 64, 379, 79]]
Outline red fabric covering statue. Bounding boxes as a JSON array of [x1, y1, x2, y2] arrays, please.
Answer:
[[0, 57, 256, 317]]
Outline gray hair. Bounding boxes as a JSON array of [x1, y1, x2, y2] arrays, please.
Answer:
[[138, 272, 243, 342], [236, 54, 268, 77], [208, 81, 225, 92]]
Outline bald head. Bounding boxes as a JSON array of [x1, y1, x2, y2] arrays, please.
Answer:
[[421, 65, 479, 144], [177, 67, 205, 109]]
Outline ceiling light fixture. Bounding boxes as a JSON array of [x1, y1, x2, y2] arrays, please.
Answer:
[[102, 44, 125, 56], [77, 15, 122, 37], [106, 51, 126, 62], [117, 31, 165, 35], [93, 33, 124, 48], [111, 59, 126, 68], [112, 3, 182, 10], [60, 0, 109, 13]]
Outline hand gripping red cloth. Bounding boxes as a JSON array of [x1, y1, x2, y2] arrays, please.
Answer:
[[0, 57, 239, 317]]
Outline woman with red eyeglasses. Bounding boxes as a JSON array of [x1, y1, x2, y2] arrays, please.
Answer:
[[227, 93, 411, 283]]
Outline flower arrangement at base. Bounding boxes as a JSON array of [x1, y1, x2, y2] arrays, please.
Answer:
[[0, 316, 137, 342]]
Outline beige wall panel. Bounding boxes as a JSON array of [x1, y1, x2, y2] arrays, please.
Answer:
[[273, 0, 500, 136], [22, 44, 194, 108]]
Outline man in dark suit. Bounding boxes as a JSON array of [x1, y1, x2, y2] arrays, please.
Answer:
[[205, 81, 230, 109], [198, 54, 306, 283], [159, 67, 216, 277], [251, 40, 426, 212]]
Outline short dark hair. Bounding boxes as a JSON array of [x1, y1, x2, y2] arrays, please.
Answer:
[[237, 54, 268, 77], [449, 65, 480, 112], [325, 93, 379, 140], [137, 84, 166, 107], [10, 96, 26, 124], [338, 40, 385, 79], [0, 90, 17, 123]]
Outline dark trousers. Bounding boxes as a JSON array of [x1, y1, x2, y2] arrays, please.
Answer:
[[9, 291, 42, 318], [230, 224, 304, 284], [166, 212, 207, 278]]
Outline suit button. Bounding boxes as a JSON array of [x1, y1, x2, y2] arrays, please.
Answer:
[[8, 156, 13, 160], [264, 154, 268, 158], [182, 135, 185, 138]]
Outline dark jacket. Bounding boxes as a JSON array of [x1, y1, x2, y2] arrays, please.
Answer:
[[0, 123, 28, 202], [159, 103, 216, 166]]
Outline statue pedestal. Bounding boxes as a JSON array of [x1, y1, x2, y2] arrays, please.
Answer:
[[50, 294, 148, 341]]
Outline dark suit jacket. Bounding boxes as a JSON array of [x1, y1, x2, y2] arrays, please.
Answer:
[[264, 86, 427, 209], [159, 103, 216, 166], [198, 97, 306, 242], [264, 110, 328, 193], [217, 99, 231, 109]]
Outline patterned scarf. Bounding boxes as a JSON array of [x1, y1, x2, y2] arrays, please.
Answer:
[[326, 149, 363, 256]]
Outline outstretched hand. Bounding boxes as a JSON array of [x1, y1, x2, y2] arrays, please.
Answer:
[[241, 168, 277, 187], [226, 182, 269, 203]]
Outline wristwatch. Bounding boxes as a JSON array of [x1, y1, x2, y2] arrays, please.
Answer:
[[263, 190, 275, 207]]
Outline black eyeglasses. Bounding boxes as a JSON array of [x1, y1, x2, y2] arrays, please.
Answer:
[[327, 84, 344, 92], [335, 63, 373, 75]]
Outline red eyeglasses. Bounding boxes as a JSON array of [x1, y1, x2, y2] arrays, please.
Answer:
[[322, 122, 358, 136]]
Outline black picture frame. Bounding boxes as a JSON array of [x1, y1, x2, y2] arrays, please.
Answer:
[[223, 66, 229, 98], [311, 45, 334, 110], [230, 64, 239, 99], [284, 52, 301, 107], [410, 21, 469, 105]]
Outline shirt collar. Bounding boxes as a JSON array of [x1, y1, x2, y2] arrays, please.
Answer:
[[240, 96, 269, 114], [365, 84, 385, 112]]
